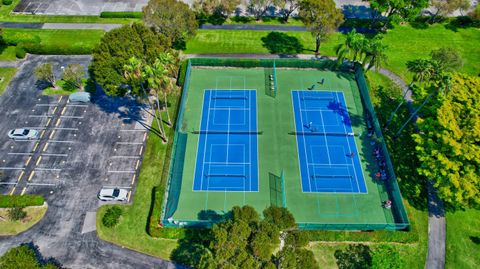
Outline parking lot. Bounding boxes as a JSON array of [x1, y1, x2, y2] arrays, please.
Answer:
[[0, 55, 173, 268]]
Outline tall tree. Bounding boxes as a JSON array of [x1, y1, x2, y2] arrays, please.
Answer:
[[61, 64, 85, 90], [124, 57, 166, 141], [276, 0, 300, 22], [367, 0, 429, 27], [193, 0, 240, 18], [299, 0, 344, 56], [431, 47, 464, 72], [89, 23, 170, 96], [34, 63, 57, 89], [143, 0, 198, 47], [413, 74, 480, 209]]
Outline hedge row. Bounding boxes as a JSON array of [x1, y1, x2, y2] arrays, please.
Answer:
[[100, 11, 142, 19], [5, 33, 95, 55], [0, 195, 44, 208], [176, 60, 188, 87]]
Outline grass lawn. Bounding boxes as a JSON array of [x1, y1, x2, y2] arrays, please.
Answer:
[[0, 46, 17, 61], [445, 209, 480, 269], [224, 16, 305, 26], [96, 94, 180, 260], [3, 28, 104, 54], [186, 23, 480, 82], [0, 68, 17, 95], [0, 205, 48, 236], [0, 0, 137, 24]]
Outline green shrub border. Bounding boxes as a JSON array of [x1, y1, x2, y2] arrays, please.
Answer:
[[100, 11, 142, 19], [0, 195, 44, 208]]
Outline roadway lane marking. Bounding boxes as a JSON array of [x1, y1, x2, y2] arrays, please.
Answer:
[[36, 156, 42, 166]]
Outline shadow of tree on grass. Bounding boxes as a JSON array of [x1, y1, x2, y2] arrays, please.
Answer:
[[261, 31, 304, 55]]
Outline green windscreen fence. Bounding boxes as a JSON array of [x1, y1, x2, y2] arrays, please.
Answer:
[[354, 64, 409, 229]]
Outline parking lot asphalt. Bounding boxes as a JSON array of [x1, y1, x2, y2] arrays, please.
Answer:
[[0, 55, 179, 269]]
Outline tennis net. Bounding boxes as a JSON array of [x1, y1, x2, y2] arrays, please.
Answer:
[[192, 130, 263, 135]]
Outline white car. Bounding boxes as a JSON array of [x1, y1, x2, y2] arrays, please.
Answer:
[[8, 128, 39, 140], [98, 187, 128, 202]]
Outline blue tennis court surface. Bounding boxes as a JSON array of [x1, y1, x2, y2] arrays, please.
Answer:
[[292, 90, 367, 193], [193, 90, 259, 192]]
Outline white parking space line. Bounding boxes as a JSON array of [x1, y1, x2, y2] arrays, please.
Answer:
[[29, 115, 54, 118], [41, 153, 68, 157], [119, 129, 147, 132], [66, 104, 88, 108], [107, 170, 136, 173], [60, 116, 84, 119], [0, 182, 17, 185], [36, 104, 58, 107], [47, 140, 76, 144], [27, 183, 56, 186], [8, 152, 34, 156], [52, 127, 79, 131], [110, 156, 141, 159], [0, 167, 25, 170], [102, 185, 132, 189], [12, 139, 40, 142], [35, 168, 62, 171], [115, 142, 143, 145]]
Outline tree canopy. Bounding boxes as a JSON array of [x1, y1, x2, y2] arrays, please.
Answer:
[[143, 0, 198, 48], [89, 23, 171, 96], [298, 0, 344, 55], [413, 73, 480, 209], [367, 0, 428, 26], [0, 245, 61, 269], [171, 205, 318, 268]]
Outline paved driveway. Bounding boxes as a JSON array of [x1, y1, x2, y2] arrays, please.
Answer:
[[0, 55, 178, 269]]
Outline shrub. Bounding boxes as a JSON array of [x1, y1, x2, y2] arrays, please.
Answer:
[[102, 206, 122, 228], [0, 195, 44, 208], [2, 0, 13, 5], [15, 46, 26, 59], [100, 11, 142, 18], [8, 207, 27, 221], [176, 60, 188, 87]]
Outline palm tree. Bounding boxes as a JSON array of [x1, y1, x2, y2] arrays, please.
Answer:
[[143, 58, 175, 129], [335, 29, 366, 65], [157, 52, 179, 126], [362, 36, 388, 72], [123, 57, 166, 141]]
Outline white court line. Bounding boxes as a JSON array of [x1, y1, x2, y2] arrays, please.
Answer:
[[204, 161, 251, 165], [8, 152, 33, 156], [293, 91, 313, 192], [198, 91, 213, 191]]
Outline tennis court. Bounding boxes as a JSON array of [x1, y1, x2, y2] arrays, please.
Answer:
[[193, 89, 259, 192], [162, 59, 409, 230], [291, 90, 367, 193]]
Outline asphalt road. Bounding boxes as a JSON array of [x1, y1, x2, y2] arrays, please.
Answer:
[[0, 55, 179, 269]]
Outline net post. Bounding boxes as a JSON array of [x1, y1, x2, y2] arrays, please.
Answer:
[[280, 170, 286, 208]]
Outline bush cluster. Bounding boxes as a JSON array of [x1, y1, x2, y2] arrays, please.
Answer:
[[2, 0, 13, 5], [102, 206, 122, 228], [15, 46, 26, 59], [0, 195, 44, 208], [100, 11, 142, 18], [8, 207, 27, 221]]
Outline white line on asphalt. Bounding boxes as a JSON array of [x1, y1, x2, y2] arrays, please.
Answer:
[[115, 142, 143, 145], [29, 115, 53, 118], [41, 153, 68, 157], [27, 183, 56, 186], [35, 168, 62, 171], [102, 185, 132, 189], [52, 127, 78, 131], [36, 104, 57, 107], [110, 156, 141, 159], [60, 116, 84, 119], [47, 140, 76, 143], [107, 170, 136, 173], [8, 152, 33, 156], [119, 129, 146, 132], [0, 167, 25, 170], [0, 182, 17, 185], [66, 104, 88, 108]]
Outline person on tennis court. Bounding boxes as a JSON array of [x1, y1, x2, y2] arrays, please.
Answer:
[[383, 200, 392, 209], [349, 152, 356, 158]]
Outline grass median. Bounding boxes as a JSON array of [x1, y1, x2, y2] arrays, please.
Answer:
[[0, 204, 48, 236], [446, 209, 480, 269], [96, 93, 180, 260], [0, 68, 17, 95]]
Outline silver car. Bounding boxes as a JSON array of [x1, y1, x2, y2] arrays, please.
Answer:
[[98, 187, 128, 202], [8, 128, 39, 140], [69, 92, 91, 103]]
